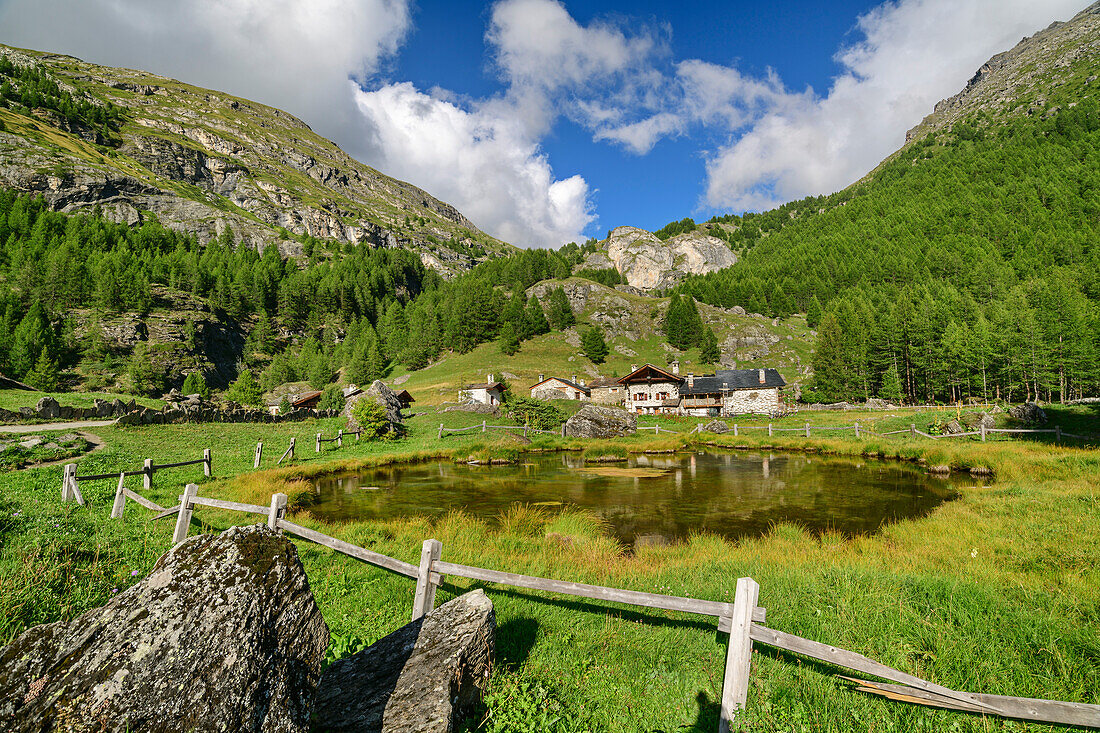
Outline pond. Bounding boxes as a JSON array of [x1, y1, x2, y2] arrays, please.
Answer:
[[308, 451, 975, 547]]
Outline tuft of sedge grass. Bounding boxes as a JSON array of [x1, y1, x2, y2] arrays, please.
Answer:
[[580, 445, 628, 462]]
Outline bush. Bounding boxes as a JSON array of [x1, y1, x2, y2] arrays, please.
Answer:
[[504, 398, 566, 430], [318, 384, 346, 411], [278, 396, 292, 414], [181, 372, 210, 399], [225, 369, 263, 407], [349, 398, 393, 440]]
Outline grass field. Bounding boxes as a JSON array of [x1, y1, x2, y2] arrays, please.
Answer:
[[1, 403, 1097, 731]]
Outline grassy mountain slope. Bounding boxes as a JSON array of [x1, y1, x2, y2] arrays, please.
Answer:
[[0, 44, 511, 275]]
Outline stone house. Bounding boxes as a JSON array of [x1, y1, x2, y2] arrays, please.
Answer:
[[619, 363, 682, 415], [679, 368, 786, 416], [529, 374, 590, 401], [460, 374, 506, 406], [588, 376, 626, 405]]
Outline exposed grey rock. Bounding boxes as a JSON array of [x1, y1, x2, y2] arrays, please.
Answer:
[[702, 420, 730, 434], [0, 524, 329, 732], [35, 396, 60, 419], [943, 419, 965, 435], [564, 404, 637, 438], [579, 226, 737, 291], [441, 401, 499, 415], [314, 590, 494, 733], [864, 398, 897, 410], [962, 412, 996, 430], [1009, 402, 1047, 425], [343, 380, 405, 434], [18, 436, 43, 449]]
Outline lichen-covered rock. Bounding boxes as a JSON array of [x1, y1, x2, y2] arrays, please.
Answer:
[[343, 380, 405, 434], [702, 419, 729, 434], [1009, 402, 1047, 425], [441, 401, 499, 415], [0, 524, 329, 733], [35, 396, 60, 419], [314, 590, 495, 733], [564, 404, 637, 438]]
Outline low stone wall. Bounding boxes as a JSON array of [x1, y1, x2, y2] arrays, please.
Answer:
[[0, 395, 336, 426], [0, 396, 139, 423]]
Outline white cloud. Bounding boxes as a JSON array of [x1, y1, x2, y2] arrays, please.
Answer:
[[354, 83, 593, 247], [703, 0, 1088, 211]]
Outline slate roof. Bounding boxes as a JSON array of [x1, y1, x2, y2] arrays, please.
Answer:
[[587, 377, 621, 388], [290, 390, 323, 407], [681, 368, 786, 395], [530, 377, 591, 395], [619, 364, 680, 383], [464, 382, 504, 391]]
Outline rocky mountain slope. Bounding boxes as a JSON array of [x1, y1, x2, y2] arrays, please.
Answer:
[[580, 226, 737, 291], [905, 0, 1100, 143], [0, 44, 511, 275]]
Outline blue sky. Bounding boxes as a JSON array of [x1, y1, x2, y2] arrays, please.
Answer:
[[0, 0, 1089, 247]]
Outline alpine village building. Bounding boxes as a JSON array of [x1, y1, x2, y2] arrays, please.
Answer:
[[528, 363, 785, 416]]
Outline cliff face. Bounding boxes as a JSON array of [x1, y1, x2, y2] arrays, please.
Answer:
[[0, 45, 512, 276], [580, 226, 737, 291]]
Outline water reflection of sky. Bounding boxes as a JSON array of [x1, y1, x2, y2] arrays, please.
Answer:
[[311, 451, 976, 547]]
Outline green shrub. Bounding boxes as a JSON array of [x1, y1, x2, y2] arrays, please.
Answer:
[[181, 372, 210, 399], [225, 369, 263, 407], [318, 384, 346, 411], [504, 398, 566, 430], [349, 399, 393, 440]]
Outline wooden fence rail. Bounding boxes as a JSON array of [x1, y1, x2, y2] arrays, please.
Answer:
[[152, 485, 1099, 731], [62, 450, 212, 507]]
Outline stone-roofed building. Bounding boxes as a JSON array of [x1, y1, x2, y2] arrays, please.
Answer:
[[529, 374, 590, 401], [587, 376, 626, 405], [616, 364, 786, 416], [460, 374, 506, 406]]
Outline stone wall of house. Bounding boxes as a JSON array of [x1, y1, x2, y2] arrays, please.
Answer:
[[625, 381, 679, 411], [722, 388, 780, 415], [590, 387, 625, 406]]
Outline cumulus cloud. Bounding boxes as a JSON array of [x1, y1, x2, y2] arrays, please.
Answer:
[[703, 0, 1087, 211], [354, 83, 592, 247]]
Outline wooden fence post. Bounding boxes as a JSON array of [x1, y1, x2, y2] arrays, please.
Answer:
[[110, 472, 127, 519], [438, 423, 444, 439], [1055, 425, 1062, 444], [337, 430, 343, 448], [733, 424, 738, 436], [64, 464, 84, 506], [289, 437, 295, 460], [316, 433, 322, 452], [203, 449, 212, 477], [412, 538, 443, 621], [482, 420, 486, 433], [143, 458, 153, 491], [980, 423, 986, 442], [854, 422, 860, 439], [805, 422, 811, 438], [561, 423, 566, 438], [719, 576, 761, 733], [910, 423, 916, 437], [254, 442, 263, 469], [767, 424, 773, 437], [61, 463, 75, 502], [268, 492, 288, 530], [173, 483, 198, 544]]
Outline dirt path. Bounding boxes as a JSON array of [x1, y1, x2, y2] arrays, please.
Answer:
[[22, 431, 108, 470], [0, 420, 115, 434]]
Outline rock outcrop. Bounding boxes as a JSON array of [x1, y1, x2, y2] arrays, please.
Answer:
[[343, 380, 405, 434], [314, 590, 495, 733], [0, 524, 330, 732], [580, 226, 737, 291], [702, 419, 730, 434], [564, 404, 637, 438]]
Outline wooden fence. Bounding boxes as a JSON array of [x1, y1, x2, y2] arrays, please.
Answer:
[[60, 449, 212, 507], [157, 484, 1098, 731], [438, 420, 558, 439]]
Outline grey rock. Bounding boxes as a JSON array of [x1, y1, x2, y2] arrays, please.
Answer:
[[343, 380, 405, 434], [864, 398, 896, 410], [58, 405, 73, 420], [35, 397, 60, 419], [702, 419, 730, 434], [0, 524, 329, 732], [943, 419, 965, 435], [93, 399, 112, 418], [1009, 402, 1047, 425], [579, 226, 737, 291], [18, 437, 43, 449], [564, 404, 637, 438], [962, 412, 996, 430], [441, 401, 499, 416], [314, 590, 494, 733]]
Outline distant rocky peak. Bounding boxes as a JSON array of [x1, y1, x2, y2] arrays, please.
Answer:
[[580, 225, 737, 291]]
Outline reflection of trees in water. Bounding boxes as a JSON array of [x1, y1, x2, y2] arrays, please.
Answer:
[[311, 452, 959, 546]]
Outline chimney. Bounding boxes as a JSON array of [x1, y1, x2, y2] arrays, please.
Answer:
[[758, 369, 765, 385], [687, 373, 694, 389], [538, 374, 544, 382], [671, 360, 680, 375], [488, 373, 494, 384], [580, 379, 585, 387], [572, 374, 578, 384], [631, 364, 638, 373]]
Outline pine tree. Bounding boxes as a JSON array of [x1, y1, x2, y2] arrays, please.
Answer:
[[581, 326, 608, 364], [806, 295, 823, 329], [225, 369, 263, 407], [523, 297, 550, 339], [182, 372, 210, 399], [24, 347, 59, 391], [879, 360, 903, 402], [499, 321, 520, 355], [699, 327, 720, 365], [546, 287, 575, 330], [10, 302, 54, 379]]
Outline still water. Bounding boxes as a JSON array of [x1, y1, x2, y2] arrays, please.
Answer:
[[309, 451, 972, 547]]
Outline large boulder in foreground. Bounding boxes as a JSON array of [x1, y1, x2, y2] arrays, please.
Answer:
[[0, 525, 330, 732], [315, 590, 495, 732], [344, 380, 404, 434], [564, 404, 637, 438]]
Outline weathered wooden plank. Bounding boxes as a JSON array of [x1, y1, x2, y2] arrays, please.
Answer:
[[268, 492, 287, 530], [719, 578, 760, 733], [203, 448, 212, 477], [172, 484, 197, 544], [76, 469, 146, 481], [143, 458, 152, 491], [189, 496, 269, 515], [411, 538, 443, 621], [277, 518, 418, 578], [254, 441, 263, 469], [748, 624, 1002, 714], [149, 504, 181, 521], [434, 560, 766, 622], [150, 459, 206, 470], [110, 472, 127, 519], [844, 677, 1100, 728], [122, 487, 164, 512]]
